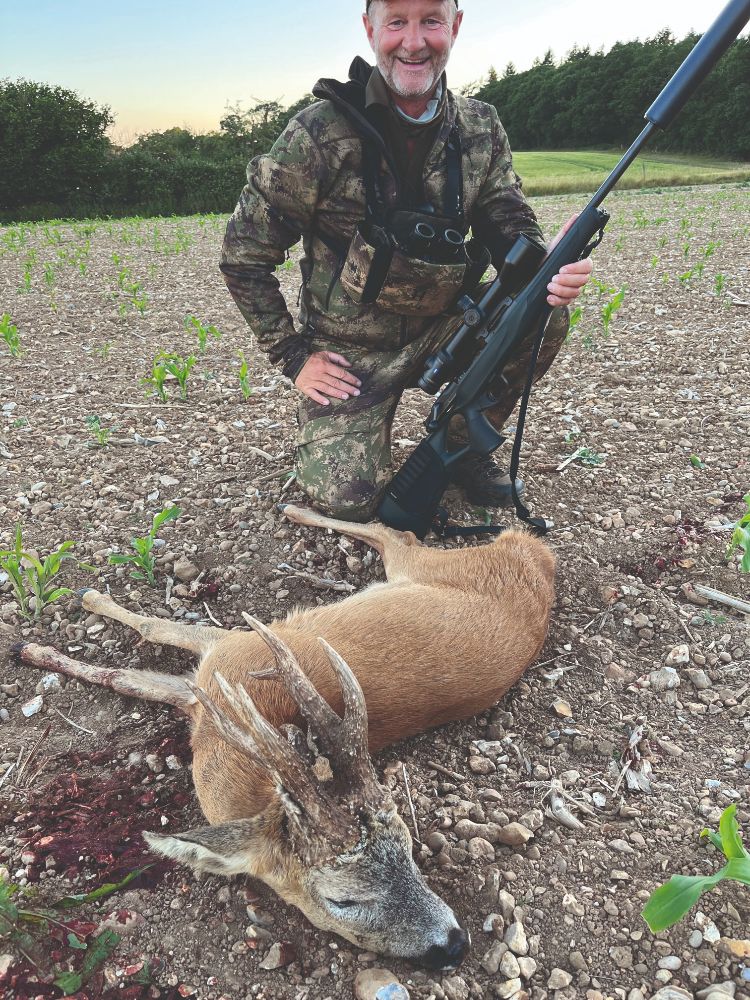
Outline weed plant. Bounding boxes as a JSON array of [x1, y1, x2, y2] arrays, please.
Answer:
[[238, 350, 253, 399], [85, 415, 113, 446], [0, 313, 22, 357], [109, 506, 181, 585], [184, 315, 221, 353], [0, 869, 147, 996], [642, 804, 749, 932], [728, 492, 750, 573], [0, 525, 92, 620]]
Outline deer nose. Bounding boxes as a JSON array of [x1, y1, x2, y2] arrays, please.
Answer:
[[419, 926, 470, 969]]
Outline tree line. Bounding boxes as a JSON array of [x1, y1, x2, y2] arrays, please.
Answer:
[[473, 31, 749, 158], [1, 31, 747, 223]]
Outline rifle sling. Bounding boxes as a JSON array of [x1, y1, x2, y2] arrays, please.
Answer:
[[432, 313, 552, 540]]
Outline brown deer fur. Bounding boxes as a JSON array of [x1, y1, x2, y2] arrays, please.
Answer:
[[17, 505, 555, 967]]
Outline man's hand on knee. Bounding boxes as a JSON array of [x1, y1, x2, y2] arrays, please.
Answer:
[[295, 350, 362, 405]]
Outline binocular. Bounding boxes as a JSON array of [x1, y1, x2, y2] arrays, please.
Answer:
[[418, 231, 548, 394]]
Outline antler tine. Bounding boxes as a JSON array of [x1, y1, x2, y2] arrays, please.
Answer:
[[187, 679, 267, 769], [317, 638, 385, 799], [242, 614, 342, 735], [192, 674, 330, 818], [317, 638, 369, 750]]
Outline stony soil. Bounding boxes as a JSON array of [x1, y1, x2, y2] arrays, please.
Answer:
[[0, 182, 749, 1000]]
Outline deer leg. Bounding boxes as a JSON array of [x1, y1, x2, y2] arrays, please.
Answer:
[[281, 504, 421, 577], [80, 589, 222, 659], [14, 642, 197, 713]]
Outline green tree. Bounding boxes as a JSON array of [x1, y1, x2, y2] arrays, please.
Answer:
[[0, 78, 113, 210]]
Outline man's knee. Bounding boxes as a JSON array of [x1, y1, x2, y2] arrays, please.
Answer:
[[295, 443, 386, 523]]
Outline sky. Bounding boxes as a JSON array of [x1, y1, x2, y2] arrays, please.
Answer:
[[1, 0, 742, 142]]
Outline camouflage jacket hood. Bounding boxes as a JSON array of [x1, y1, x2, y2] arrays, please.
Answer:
[[220, 57, 544, 377]]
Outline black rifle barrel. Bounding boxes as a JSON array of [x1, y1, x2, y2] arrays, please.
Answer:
[[590, 0, 750, 207], [376, 0, 750, 539], [646, 0, 750, 129]]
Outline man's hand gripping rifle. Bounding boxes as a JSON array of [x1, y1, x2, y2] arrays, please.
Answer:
[[377, 0, 750, 540]]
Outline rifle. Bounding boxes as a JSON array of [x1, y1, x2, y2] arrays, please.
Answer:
[[377, 0, 750, 540]]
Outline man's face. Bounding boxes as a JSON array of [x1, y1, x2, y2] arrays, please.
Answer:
[[363, 1, 463, 103]]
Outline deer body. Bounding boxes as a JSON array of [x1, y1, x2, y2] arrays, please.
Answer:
[[18, 505, 555, 969]]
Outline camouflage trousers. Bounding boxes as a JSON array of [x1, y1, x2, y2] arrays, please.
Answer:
[[294, 305, 569, 521]]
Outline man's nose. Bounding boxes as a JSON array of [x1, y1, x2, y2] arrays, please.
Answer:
[[400, 22, 428, 52]]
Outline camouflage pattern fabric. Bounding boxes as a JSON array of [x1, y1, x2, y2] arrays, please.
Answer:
[[295, 305, 570, 520], [220, 62, 544, 378]]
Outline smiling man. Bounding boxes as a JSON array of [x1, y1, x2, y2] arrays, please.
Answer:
[[221, 0, 593, 521]]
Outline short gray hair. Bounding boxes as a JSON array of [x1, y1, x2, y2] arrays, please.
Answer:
[[366, 0, 458, 10]]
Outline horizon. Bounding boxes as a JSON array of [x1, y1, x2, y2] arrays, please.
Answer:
[[3, 0, 744, 143]]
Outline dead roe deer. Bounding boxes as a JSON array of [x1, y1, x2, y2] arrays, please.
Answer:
[[17, 504, 555, 969]]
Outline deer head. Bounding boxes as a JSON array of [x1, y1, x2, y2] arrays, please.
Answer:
[[145, 618, 469, 969]]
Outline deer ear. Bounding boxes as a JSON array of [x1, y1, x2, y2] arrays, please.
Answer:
[[144, 818, 271, 876]]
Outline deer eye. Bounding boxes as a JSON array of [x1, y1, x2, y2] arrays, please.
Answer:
[[325, 897, 358, 909]]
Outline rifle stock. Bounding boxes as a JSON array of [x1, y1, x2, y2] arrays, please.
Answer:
[[377, 0, 750, 539]]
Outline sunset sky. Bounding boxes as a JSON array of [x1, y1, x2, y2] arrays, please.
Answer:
[[2, 0, 740, 143]]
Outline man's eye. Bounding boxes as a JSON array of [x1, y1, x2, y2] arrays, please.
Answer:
[[387, 20, 405, 29]]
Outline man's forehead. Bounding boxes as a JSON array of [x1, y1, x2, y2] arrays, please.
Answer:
[[366, 0, 458, 11]]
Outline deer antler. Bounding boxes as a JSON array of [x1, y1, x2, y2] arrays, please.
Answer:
[[242, 615, 387, 810], [189, 673, 360, 861]]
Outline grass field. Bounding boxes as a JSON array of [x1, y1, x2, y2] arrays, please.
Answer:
[[515, 150, 750, 196]]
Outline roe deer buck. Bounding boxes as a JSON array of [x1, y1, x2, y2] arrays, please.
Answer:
[[17, 504, 555, 969]]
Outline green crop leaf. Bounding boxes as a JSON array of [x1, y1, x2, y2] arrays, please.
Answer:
[[81, 928, 121, 977], [67, 931, 87, 949], [702, 829, 724, 852], [718, 803, 745, 859], [54, 972, 83, 995], [725, 857, 750, 885], [152, 505, 181, 533], [642, 870, 725, 933], [56, 867, 150, 909]]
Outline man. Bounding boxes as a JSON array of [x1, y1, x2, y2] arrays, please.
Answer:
[[221, 0, 592, 521]]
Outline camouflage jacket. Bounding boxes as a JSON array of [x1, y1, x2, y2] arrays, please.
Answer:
[[220, 58, 544, 379]]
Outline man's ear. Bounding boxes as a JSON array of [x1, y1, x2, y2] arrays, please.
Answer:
[[452, 8, 463, 41], [144, 817, 274, 876], [363, 12, 376, 49]]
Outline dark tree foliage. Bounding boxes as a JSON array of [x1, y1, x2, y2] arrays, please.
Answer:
[[0, 79, 113, 211], [473, 33, 750, 159], [2, 29, 747, 224]]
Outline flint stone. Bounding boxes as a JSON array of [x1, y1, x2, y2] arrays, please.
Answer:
[[173, 556, 200, 583], [548, 969, 573, 989], [696, 983, 735, 999], [649, 666, 680, 691], [36, 673, 63, 694], [500, 951, 521, 978], [722, 939, 750, 958], [497, 890, 516, 921], [686, 668, 711, 690], [468, 837, 495, 860], [518, 957, 537, 979], [497, 823, 533, 846], [376, 986, 411, 1000], [441, 977, 469, 1000], [518, 808, 544, 832], [355, 969, 406, 1000], [665, 644, 690, 667], [21, 695, 43, 717], [258, 941, 295, 970], [481, 940, 507, 974], [658, 956, 682, 970], [495, 978, 522, 999], [649, 989, 693, 1000], [504, 921, 528, 956]]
